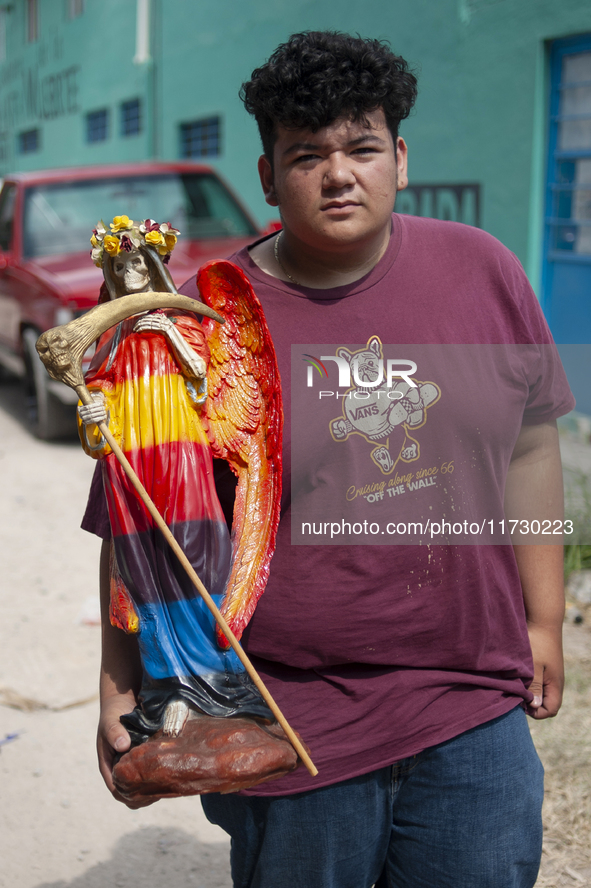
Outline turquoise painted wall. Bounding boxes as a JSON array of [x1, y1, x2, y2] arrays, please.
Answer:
[[1, 0, 591, 291], [158, 0, 591, 289], [0, 1, 149, 173]]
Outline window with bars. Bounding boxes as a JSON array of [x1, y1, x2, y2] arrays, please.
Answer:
[[18, 129, 40, 154], [68, 0, 84, 17], [0, 131, 9, 164], [179, 116, 221, 159], [546, 41, 591, 257], [542, 34, 591, 351], [0, 9, 7, 63], [86, 109, 109, 143], [27, 0, 38, 42], [121, 99, 142, 137]]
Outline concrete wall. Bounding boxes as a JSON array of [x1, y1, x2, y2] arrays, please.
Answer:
[[0, 2, 149, 170], [1, 0, 591, 290]]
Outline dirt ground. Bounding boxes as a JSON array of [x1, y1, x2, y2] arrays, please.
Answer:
[[531, 621, 591, 887], [0, 378, 232, 888], [0, 374, 589, 888]]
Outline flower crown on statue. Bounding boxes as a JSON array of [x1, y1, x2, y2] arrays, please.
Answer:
[[90, 215, 180, 268]]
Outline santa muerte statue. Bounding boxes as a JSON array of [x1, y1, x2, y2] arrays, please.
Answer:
[[36, 216, 315, 801]]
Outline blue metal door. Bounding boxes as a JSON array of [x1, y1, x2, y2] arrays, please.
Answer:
[[543, 35, 591, 414]]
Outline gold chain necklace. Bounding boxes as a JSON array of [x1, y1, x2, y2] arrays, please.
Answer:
[[273, 231, 300, 285]]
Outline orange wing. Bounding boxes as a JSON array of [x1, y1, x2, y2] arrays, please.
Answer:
[[109, 542, 139, 634], [197, 260, 283, 648]]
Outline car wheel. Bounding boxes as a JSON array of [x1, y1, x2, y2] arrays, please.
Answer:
[[22, 327, 75, 440]]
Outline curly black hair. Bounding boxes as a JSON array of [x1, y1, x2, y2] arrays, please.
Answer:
[[240, 31, 418, 160]]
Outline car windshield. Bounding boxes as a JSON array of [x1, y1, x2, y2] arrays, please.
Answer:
[[22, 173, 257, 259]]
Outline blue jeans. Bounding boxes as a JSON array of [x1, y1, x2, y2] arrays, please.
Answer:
[[201, 706, 544, 888]]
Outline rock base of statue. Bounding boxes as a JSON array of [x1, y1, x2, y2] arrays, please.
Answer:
[[112, 713, 304, 801]]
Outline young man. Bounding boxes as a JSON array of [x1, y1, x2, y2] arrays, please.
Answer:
[[86, 31, 573, 888]]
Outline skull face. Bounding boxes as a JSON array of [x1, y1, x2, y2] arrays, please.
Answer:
[[113, 250, 151, 295]]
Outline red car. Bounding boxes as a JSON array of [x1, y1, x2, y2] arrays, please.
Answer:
[[0, 162, 261, 438]]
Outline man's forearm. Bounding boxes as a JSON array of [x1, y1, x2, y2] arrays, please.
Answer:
[[506, 420, 565, 627], [504, 420, 564, 541], [514, 543, 564, 719], [514, 544, 565, 629], [506, 421, 565, 719], [97, 540, 152, 806], [99, 539, 142, 702]]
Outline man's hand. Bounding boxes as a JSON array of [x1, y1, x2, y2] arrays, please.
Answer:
[[98, 692, 138, 806], [525, 622, 564, 719], [97, 692, 163, 809]]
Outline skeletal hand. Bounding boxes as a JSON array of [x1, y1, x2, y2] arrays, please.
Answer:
[[78, 391, 107, 426], [133, 314, 174, 335], [134, 313, 206, 380]]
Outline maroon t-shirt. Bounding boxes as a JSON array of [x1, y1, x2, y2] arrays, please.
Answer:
[[83, 215, 574, 795]]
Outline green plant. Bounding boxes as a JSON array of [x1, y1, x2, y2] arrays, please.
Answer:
[[563, 469, 591, 581], [564, 544, 591, 581]]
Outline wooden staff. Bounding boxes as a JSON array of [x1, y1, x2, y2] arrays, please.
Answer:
[[37, 292, 318, 778]]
